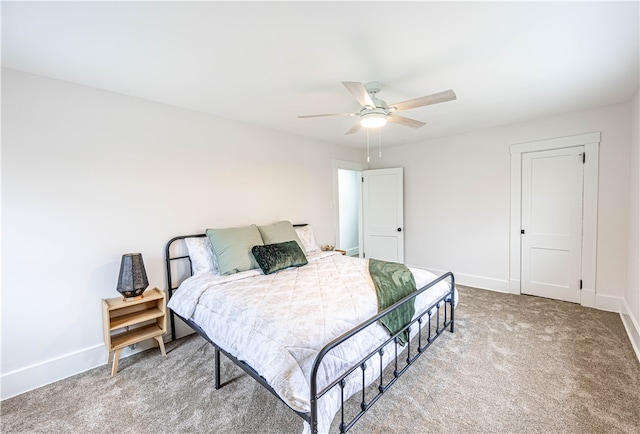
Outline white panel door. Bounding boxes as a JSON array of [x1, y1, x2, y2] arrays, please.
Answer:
[[521, 146, 584, 303], [362, 168, 404, 262]]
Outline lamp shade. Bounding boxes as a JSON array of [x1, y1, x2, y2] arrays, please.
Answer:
[[116, 253, 149, 299]]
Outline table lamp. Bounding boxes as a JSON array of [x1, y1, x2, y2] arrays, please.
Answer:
[[116, 253, 149, 301]]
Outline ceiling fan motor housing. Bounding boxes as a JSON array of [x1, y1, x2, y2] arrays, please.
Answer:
[[361, 83, 390, 127], [364, 81, 382, 94], [370, 97, 387, 109], [360, 107, 389, 116]]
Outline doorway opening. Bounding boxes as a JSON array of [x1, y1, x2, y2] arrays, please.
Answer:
[[337, 169, 362, 257], [333, 160, 366, 258]]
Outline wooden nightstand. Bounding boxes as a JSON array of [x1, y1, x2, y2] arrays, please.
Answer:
[[102, 287, 167, 376]]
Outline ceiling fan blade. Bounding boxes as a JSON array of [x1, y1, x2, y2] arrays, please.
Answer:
[[298, 112, 356, 119], [344, 122, 361, 135], [342, 81, 375, 108], [388, 114, 426, 129], [389, 89, 457, 112]]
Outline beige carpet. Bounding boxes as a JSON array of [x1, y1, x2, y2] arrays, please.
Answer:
[[2, 286, 639, 433]]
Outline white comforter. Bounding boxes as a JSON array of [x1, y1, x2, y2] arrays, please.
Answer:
[[168, 251, 456, 433]]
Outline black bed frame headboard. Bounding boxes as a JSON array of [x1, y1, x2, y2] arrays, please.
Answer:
[[165, 233, 206, 340]]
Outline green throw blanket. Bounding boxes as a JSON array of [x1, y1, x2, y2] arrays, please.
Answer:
[[368, 258, 416, 346]]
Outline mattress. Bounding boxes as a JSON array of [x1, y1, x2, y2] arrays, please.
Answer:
[[168, 251, 456, 433]]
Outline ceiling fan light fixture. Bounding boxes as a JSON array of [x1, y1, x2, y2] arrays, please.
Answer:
[[360, 112, 388, 128]]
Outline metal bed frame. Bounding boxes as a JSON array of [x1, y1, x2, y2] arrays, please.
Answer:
[[165, 233, 455, 433]]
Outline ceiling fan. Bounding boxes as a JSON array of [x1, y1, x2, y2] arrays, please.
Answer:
[[298, 81, 457, 135]]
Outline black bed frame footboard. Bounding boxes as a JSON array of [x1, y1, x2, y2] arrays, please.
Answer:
[[165, 234, 455, 433], [310, 272, 454, 433]]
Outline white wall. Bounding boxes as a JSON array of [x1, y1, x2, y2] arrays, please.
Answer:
[[338, 169, 360, 255], [4, 66, 637, 399], [623, 89, 640, 359], [370, 102, 632, 304], [0, 68, 364, 399]]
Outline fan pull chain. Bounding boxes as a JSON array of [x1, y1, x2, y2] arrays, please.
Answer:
[[366, 129, 370, 163], [378, 129, 382, 158]]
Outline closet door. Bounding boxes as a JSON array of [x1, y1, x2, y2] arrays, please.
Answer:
[[521, 146, 584, 303]]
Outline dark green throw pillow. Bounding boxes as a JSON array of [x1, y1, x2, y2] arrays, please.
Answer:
[[251, 241, 308, 275]]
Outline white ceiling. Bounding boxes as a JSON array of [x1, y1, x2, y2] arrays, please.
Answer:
[[2, 1, 639, 148]]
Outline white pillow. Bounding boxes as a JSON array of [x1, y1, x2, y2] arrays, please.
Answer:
[[185, 236, 219, 275], [294, 225, 321, 254]]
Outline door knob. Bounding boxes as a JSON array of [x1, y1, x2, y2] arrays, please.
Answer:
[[397, 228, 402, 232]]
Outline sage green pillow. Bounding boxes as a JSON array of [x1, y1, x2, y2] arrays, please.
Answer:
[[251, 241, 308, 275], [206, 225, 264, 275], [257, 221, 306, 254]]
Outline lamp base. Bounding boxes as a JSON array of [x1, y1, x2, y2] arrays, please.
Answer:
[[122, 294, 144, 302]]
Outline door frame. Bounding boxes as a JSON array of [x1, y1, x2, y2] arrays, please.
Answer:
[[509, 132, 600, 307], [332, 159, 366, 256]]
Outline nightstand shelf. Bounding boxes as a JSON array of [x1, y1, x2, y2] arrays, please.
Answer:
[[109, 307, 164, 331], [102, 288, 167, 376], [111, 323, 165, 350]]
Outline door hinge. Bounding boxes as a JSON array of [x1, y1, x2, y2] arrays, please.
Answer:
[[362, 177, 364, 182], [580, 279, 583, 289], [521, 229, 525, 234], [581, 152, 586, 164], [362, 252, 365, 258]]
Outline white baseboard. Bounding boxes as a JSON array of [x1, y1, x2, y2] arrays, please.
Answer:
[[345, 247, 359, 257], [620, 299, 640, 363], [1, 344, 105, 400], [418, 267, 510, 293], [1, 339, 159, 401], [595, 293, 622, 312]]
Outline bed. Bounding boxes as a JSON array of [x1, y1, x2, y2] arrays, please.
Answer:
[[165, 223, 456, 433]]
